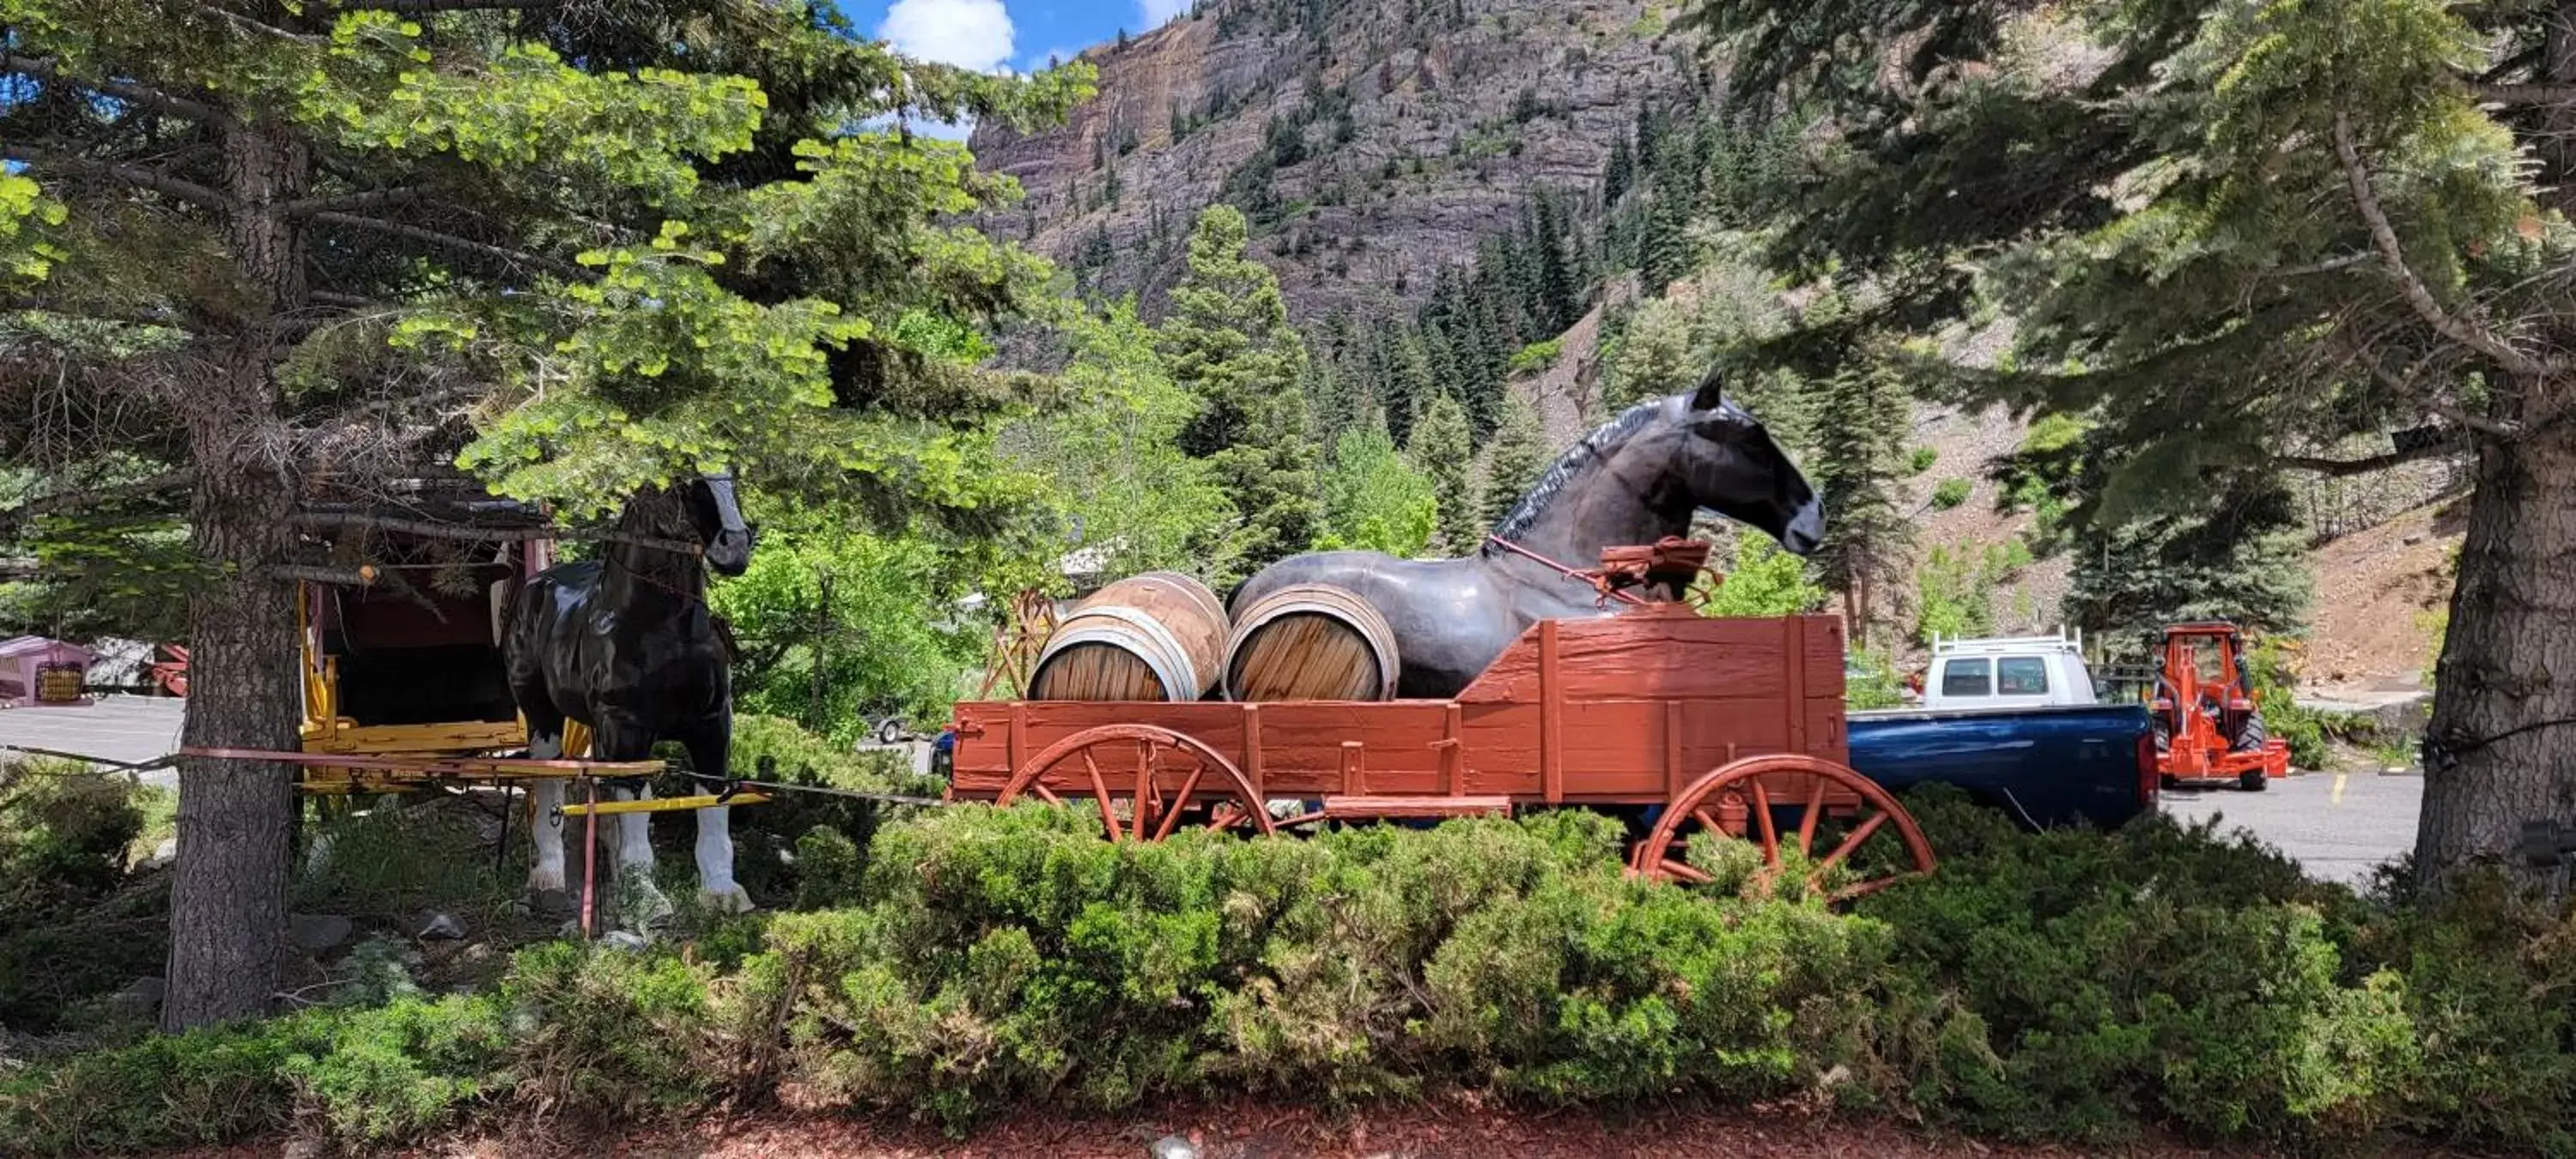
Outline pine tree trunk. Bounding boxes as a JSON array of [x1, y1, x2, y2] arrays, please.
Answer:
[[161, 121, 308, 1031], [2414, 422, 2576, 894]]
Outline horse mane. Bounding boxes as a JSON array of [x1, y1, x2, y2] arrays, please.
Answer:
[[1484, 396, 1673, 550]]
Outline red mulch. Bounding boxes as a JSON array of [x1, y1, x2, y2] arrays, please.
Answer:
[[164, 1097, 2503, 1159]]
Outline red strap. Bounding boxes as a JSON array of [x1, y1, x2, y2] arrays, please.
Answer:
[[1483, 536, 1650, 607]]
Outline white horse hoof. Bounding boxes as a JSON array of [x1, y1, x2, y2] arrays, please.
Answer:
[[699, 886, 756, 915], [527, 865, 566, 893]]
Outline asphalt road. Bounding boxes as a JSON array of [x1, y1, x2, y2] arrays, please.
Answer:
[[2160, 769, 2421, 888], [0, 695, 185, 786]]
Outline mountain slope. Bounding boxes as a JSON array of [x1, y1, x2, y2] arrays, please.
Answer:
[[970, 0, 1693, 319]]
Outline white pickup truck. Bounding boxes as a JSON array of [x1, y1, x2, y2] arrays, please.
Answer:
[[1915, 629, 2100, 711]]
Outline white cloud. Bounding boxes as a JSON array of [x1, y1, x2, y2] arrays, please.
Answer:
[[878, 0, 1017, 73], [1138, 0, 1189, 29]]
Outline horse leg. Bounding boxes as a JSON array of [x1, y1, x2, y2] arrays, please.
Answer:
[[522, 716, 570, 901], [592, 717, 673, 930], [680, 719, 750, 914]]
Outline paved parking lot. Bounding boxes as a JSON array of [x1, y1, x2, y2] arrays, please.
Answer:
[[0, 695, 185, 786], [2160, 769, 2421, 888]]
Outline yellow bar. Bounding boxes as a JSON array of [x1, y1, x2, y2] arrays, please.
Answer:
[[557, 792, 770, 817]]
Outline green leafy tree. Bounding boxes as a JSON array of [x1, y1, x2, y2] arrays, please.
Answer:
[[1162, 205, 1318, 578], [1316, 410, 1437, 556], [1409, 389, 1477, 554], [0, 0, 1089, 1026], [1001, 299, 1237, 582], [1679, 0, 2576, 887], [1698, 536, 1826, 616], [709, 505, 980, 745], [1479, 391, 1550, 531]]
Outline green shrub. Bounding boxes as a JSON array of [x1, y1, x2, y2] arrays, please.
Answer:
[[724, 714, 939, 907], [1506, 337, 1562, 374], [8, 797, 2575, 1156], [1929, 477, 1972, 509], [1859, 788, 2415, 1143], [1907, 446, 1939, 475], [0, 762, 162, 1032]]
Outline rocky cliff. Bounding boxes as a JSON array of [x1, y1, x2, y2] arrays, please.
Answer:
[[969, 0, 1695, 319]]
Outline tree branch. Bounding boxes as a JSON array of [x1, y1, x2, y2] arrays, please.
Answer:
[[339, 0, 558, 10], [283, 187, 422, 218], [2469, 82, 2576, 106], [0, 145, 228, 210], [2331, 111, 2565, 380], [2269, 252, 2372, 279], [2353, 351, 2524, 439], [0, 53, 233, 125], [2277, 438, 2461, 477], [188, 1, 325, 43], [308, 211, 584, 278], [0, 470, 197, 532]]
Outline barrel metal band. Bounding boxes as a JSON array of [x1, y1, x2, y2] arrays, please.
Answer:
[[1049, 605, 1198, 700]]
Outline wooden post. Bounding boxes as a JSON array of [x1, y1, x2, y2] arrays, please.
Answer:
[[1243, 703, 1265, 798], [1540, 619, 1562, 804], [1783, 616, 1809, 755], [1341, 741, 1366, 795], [1663, 700, 1684, 803], [1442, 702, 1462, 796], [1006, 702, 1026, 782]]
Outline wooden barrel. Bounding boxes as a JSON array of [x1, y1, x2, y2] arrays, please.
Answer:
[[1223, 584, 1401, 701], [1027, 572, 1228, 701]]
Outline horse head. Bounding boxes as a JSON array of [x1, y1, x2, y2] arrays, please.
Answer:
[[685, 469, 755, 577], [1675, 370, 1824, 555]]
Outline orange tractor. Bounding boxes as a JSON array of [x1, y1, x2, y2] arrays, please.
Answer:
[[2151, 622, 2291, 791]]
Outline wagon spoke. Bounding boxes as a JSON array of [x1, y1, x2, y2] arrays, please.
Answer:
[[1825, 872, 1915, 904], [1750, 780, 1779, 866], [1152, 762, 1208, 841], [1080, 751, 1119, 842], [1689, 806, 1726, 840], [1657, 857, 1713, 884], [1133, 739, 1158, 841], [1816, 810, 1889, 875], [1795, 776, 1826, 857], [1033, 783, 1061, 805]]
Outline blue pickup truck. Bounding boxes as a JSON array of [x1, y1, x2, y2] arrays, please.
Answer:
[[1849, 702, 2158, 829]]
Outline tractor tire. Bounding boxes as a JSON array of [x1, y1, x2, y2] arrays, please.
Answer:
[[2232, 711, 2269, 754], [2239, 769, 2268, 792]]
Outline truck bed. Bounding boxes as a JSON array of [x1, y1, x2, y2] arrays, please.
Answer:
[[1848, 702, 2154, 830]]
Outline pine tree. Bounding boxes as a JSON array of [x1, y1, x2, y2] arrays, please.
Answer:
[[1602, 297, 1698, 411], [1409, 390, 1478, 553], [1605, 133, 1637, 206], [0, 0, 1093, 1027], [1479, 392, 1551, 531], [1807, 357, 1915, 646], [1161, 206, 1320, 578], [1678, 0, 2576, 887]]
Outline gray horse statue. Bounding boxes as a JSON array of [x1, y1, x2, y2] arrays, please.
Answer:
[[507, 470, 756, 917], [1232, 374, 1823, 698]]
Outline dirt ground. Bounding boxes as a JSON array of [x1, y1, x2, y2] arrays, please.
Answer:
[[168, 1098, 2511, 1159], [2301, 503, 2458, 695]]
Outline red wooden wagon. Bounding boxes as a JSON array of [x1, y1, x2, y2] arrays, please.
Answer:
[[946, 602, 1938, 901]]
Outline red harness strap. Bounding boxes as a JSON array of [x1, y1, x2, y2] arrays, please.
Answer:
[[1482, 535, 1653, 607]]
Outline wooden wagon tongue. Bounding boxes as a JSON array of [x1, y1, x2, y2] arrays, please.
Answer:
[[1592, 537, 1717, 603]]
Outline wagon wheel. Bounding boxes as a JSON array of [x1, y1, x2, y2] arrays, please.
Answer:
[[996, 724, 1277, 841], [1628, 754, 1935, 904]]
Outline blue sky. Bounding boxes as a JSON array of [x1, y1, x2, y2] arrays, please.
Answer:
[[838, 0, 1186, 77]]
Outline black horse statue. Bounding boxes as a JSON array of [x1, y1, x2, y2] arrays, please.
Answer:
[[1232, 373, 1823, 698], [507, 470, 756, 915]]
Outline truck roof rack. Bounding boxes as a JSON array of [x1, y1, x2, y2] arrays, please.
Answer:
[[1930, 626, 2083, 655]]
